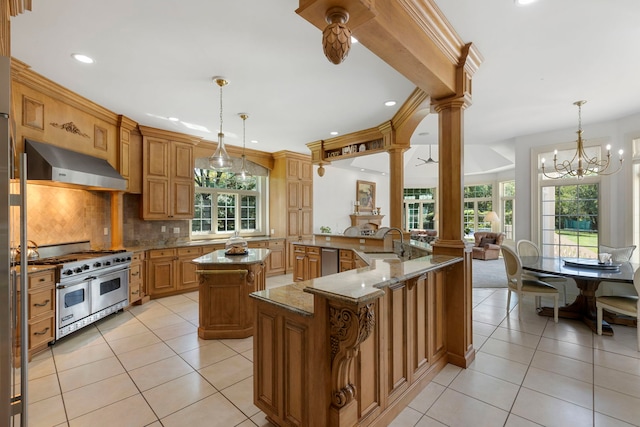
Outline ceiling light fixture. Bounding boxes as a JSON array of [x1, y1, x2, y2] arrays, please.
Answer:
[[541, 101, 623, 179], [209, 77, 232, 171], [71, 53, 94, 64], [384, 100, 397, 107], [238, 113, 251, 181], [515, 0, 537, 5], [330, 131, 339, 136], [416, 145, 438, 166]]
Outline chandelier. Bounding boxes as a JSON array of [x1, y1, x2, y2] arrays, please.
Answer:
[[238, 113, 251, 180], [541, 100, 623, 179], [208, 77, 232, 171]]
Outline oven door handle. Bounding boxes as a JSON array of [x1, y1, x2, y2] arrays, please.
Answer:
[[56, 276, 96, 289]]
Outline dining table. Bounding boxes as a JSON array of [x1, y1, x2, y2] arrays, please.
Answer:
[[521, 256, 638, 335]]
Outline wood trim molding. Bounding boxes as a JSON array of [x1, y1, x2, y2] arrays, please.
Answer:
[[138, 124, 202, 145]]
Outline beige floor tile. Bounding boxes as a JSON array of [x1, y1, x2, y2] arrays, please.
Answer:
[[408, 380, 446, 414], [143, 371, 216, 419], [472, 304, 509, 325], [127, 301, 171, 319], [152, 320, 198, 341], [595, 365, 640, 399], [594, 348, 640, 376], [28, 349, 56, 380], [67, 394, 157, 427], [415, 415, 447, 426], [473, 321, 498, 337], [595, 386, 640, 426], [468, 351, 528, 385], [57, 356, 125, 392], [473, 333, 489, 349], [537, 337, 593, 363], [491, 326, 543, 349], [250, 412, 278, 426], [28, 373, 61, 403], [27, 394, 67, 427], [128, 355, 194, 391], [53, 342, 115, 372], [52, 326, 106, 353], [184, 291, 199, 302], [144, 422, 163, 427], [139, 312, 186, 330], [594, 411, 637, 427], [62, 373, 139, 420], [236, 420, 256, 427], [94, 310, 138, 331], [221, 376, 260, 417], [480, 338, 536, 365], [179, 340, 237, 370], [531, 350, 594, 383], [221, 337, 254, 353], [165, 332, 212, 354], [431, 363, 462, 386], [522, 366, 593, 409], [594, 327, 640, 359], [449, 368, 520, 411], [388, 406, 423, 427], [107, 330, 161, 354], [99, 321, 149, 342], [160, 392, 247, 427], [511, 387, 593, 427], [116, 341, 176, 371], [165, 299, 198, 313], [155, 294, 193, 307], [542, 318, 594, 347], [426, 388, 509, 427], [504, 413, 544, 426], [500, 311, 549, 336], [241, 348, 253, 362], [199, 354, 253, 390]]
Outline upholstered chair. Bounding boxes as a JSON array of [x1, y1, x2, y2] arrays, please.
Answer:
[[472, 232, 506, 260], [596, 267, 640, 351], [517, 239, 569, 305], [597, 244, 637, 297]]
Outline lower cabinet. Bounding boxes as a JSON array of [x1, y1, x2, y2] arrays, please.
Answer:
[[266, 239, 286, 276], [292, 245, 321, 282], [129, 251, 146, 304], [339, 249, 354, 272], [146, 246, 203, 298], [16, 268, 56, 362]]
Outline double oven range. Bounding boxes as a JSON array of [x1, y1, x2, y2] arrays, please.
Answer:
[[30, 250, 132, 340]]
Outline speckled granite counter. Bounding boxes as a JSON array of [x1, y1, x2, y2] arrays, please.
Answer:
[[192, 248, 271, 265], [250, 254, 460, 316]]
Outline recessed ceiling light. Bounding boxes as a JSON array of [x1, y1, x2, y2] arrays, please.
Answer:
[[71, 53, 95, 64], [167, 117, 179, 122], [384, 100, 396, 107], [515, 0, 537, 5], [250, 139, 258, 144], [381, 172, 386, 176], [360, 169, 365, 172], [330, 131, 339, 136]]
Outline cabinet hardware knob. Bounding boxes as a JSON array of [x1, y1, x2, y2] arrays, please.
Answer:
[[34, 327, 50, 336], [33, 300, 50, 307], [131, 290, 139, 295]]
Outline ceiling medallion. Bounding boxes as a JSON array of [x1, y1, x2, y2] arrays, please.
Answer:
[[322, 6, 351, 65]]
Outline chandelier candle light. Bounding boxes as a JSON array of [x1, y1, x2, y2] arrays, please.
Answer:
[[209, 77, 232, 171], [541, 100, 623, 179]]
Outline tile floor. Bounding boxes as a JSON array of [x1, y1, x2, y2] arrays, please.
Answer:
[[19, 275, 640, 427]]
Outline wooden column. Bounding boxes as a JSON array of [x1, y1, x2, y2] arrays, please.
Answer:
[[388, 147, 405, 229], [431, 97, 474, 368], [110, 192, 124, 250]]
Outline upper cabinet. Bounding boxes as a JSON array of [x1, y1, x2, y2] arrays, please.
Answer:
[[139, 126, 200, 220]]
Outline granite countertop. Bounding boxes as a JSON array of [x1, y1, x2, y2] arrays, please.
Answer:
[[250, 254, 462, 316], [192, 248, 271, 265], [292, 238, 432, 253], [126, 236, 285, 252]]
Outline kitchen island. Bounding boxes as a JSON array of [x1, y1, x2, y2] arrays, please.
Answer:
[[193, 248, 270, 339], [250, 253, 463, 427]]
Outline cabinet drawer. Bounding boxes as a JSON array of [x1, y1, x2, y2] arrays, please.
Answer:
[[340, 250, 354, 260], [178, 246, 203, 256], [294, 245, 306, 254], [129, 263, 142, 281], [131, 252, 144, 263], [248, 241, 268, 248], [29, 316, 54, 349], [268, 240, 284, 248], [129, 282, 141, 301], [306, 247, 321, 255], [29, 287, 55, 318], [148, 248, 177, 258], [28, 270, 55, 289]]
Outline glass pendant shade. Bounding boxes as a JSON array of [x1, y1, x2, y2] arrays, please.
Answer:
[[238, 113, 251, 180], [209, 77, 232, 171]]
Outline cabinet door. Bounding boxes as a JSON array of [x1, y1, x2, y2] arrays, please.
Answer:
[[307, 249, 321, 280], [300, 210, 313, 236], [144, 178, 169, 218], [177, 257, 199, 290], [287, 209, 301, 238], [145, 137, 170, 178], [172, 141, 194, 180], [287, 181, 300, 209], [300, 181, 312, 210], [301, 161, 313, 181], [293, 246, 307, 282], [147, 257, 176, 296], [172, 179, 194, 218], [286, 158, 300, 180]]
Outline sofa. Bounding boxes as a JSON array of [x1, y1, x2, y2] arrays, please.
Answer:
[[471, 231, 506, 260]]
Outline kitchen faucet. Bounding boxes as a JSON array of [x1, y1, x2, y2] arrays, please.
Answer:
[[383, 227, 405, 258]]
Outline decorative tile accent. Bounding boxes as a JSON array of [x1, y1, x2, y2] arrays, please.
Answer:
[[22, 95, 44, 130]]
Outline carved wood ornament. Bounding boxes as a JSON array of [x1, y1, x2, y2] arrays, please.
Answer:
[[329, 302, 375, 408], [50, 121, 90, 138]]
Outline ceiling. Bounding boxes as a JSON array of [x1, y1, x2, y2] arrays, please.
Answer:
[[10, 0, 640, 181]]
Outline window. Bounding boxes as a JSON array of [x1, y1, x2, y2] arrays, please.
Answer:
[[500, 181, 515, 240], [192, 168, 265, 238], [463, 184, 493, 234], [540, 183, 599, 259], [403, 188, 436, 230]]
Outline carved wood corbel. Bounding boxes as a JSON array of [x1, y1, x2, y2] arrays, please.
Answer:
[[329, 302, 375, 408]]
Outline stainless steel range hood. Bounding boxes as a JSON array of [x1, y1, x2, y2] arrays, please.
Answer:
[[25, 139, 126, 191]]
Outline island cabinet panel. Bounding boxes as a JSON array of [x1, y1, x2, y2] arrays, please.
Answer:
[[386, 282, 409, 404], [255, 310, 279, 417], [292, 245, 322, 282]]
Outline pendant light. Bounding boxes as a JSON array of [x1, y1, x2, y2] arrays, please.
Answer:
[[238, 113, 251, 181], [209, 77, 232, 171]]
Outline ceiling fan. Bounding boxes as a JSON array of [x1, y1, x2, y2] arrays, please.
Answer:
[[416, 145, 438, 166]]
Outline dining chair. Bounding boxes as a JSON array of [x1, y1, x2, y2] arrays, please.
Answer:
[[516, 239, 569, 305], [343, 226, 360, 236], [596, 267, 640, 351], [502, 245, 559, 322], [597, 244, 637, 297]]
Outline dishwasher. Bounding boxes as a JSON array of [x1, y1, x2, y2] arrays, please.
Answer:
[[321, 248, 339, 276]]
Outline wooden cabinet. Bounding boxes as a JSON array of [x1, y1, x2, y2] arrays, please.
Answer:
[[140, 126, 199, 220], [16, 268, 56, 361], [270, 152, 314, 273], [339, 249, 354, 272], [266, 239, 286, 277], [129, 251, 146, 304], [292, 245, 321, 282], [146, 246, 204, 298]]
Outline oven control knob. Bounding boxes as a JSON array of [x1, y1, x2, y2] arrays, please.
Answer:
[[93, 262, 102, 267], [82, 264, 90, 270], [63, 269, 73, 276], [74, 267, 83, 273], [105, 261, 111, 266], [114, 257, 121, 263]]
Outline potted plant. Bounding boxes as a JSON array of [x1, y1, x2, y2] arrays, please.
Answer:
[[320, 226, 332, 234]]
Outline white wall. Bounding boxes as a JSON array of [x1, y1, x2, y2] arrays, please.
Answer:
[[313, 165, 390, 234]]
